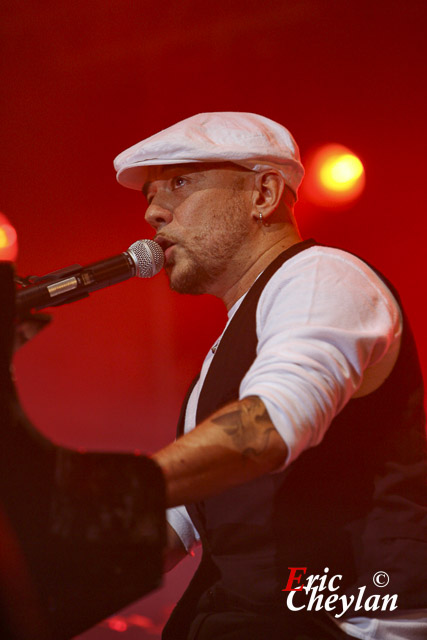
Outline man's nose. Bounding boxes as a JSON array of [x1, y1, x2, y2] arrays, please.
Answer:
[[144, 201, 173, 230]]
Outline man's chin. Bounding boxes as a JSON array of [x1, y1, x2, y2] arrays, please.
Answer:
[[167, 263, 209, 296], [169, 278, 206, 296]]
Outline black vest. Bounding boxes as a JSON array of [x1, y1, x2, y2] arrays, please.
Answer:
[[164, 241, 427, 637]]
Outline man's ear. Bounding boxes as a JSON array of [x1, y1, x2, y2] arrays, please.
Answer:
[[251, 170, 285, 222]]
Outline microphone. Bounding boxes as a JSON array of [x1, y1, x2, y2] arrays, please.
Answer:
[[16, 239, 164, 315]]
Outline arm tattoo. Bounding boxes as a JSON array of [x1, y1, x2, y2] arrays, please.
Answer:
[[211, 396, 276, 460]]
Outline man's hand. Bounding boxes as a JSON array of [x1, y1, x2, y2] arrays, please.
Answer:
[[14, 313, 52, 352], [153, 396, 288, 508]]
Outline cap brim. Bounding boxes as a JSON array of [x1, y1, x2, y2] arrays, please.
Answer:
[[116, 158, 215, 190]]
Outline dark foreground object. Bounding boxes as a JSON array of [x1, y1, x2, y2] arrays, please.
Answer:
[[0, 263, 165, 640]]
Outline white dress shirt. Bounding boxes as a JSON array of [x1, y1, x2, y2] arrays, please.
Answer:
[[166, 245, 426, 639]]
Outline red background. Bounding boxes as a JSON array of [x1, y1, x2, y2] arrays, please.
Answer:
[[1, 1, 426, 637]]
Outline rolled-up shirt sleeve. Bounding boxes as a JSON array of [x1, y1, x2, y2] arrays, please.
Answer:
[[239, 247, 402, 469], [166, 505, 200, 553]]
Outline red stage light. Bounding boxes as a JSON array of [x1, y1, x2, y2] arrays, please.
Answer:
[[0, 213, 18, 262], [107, 617, 128, 632], [301, 144, 366, 208]]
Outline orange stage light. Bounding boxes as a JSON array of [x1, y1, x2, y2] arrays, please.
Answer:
[[0, 213, 18, 261], [301, 144, 366, 208]]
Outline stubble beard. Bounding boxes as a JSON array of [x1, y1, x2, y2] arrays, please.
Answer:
[[166, 195, 251, 296]]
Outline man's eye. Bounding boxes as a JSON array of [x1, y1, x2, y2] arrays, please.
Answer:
[[172, 176, 187, 189]]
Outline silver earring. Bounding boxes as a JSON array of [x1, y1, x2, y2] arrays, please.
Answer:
[[258, 211, 269, 226]]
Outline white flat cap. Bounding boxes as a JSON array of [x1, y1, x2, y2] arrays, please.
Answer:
[[114, 112, 304, 196]]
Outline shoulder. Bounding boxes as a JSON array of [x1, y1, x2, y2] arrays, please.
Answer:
[[256, 245, 402, 331], [268, 245, 393, 288], [261, 245, 400, 308]]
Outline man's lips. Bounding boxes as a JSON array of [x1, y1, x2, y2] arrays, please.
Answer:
[[164, 245, 175, 262], [154, 236, 177, 263]]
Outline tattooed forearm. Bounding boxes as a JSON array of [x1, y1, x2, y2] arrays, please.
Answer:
[[153, 395, 288, 506], [211, 396, 276, 460]]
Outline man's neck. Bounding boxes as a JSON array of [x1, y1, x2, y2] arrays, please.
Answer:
[[220, 229, 302, 310]]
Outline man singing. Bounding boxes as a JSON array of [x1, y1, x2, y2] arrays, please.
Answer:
[[114, 113, 427, 640]]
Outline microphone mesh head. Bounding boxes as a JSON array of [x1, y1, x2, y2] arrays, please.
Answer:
[[127, 240, 164, 278]]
